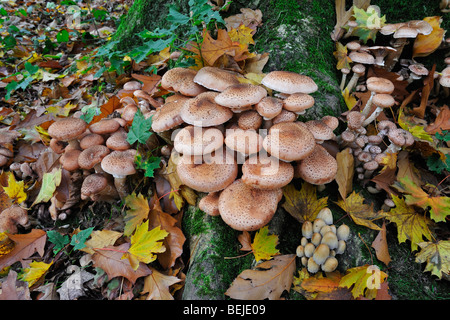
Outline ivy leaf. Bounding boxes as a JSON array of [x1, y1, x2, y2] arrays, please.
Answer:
[[46, 230, 70, 255], [383, 195, 433, 251], [251, 226, 280, 262], [19, 260, 53, 287], [395, 177, 450, 223], [136, 154, 161, 178], [339, 265, 388, 299], [2, 172, 27, 204], [126, 111, 153, 145], [123, 221, 169, 270], [336, 191, 382, 230], [282, 182, 328, 223], [71, 227, 94, 251], [56, 29, 69, 43], [415, 240, 450, 279]]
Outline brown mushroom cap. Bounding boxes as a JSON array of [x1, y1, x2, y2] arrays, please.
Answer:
[[106, 128, 131, 151], [296, 144, 338, 185], [366, 77, 395, 94], [224, 128, 264, 156], [81, 173, 118, 201], [218, 179, 283, 231], [180, 91, 233, 127], [48, 118, 87, 141], [151, 96, 191, 132], [321, 115, 339, 131], [60, 149, 82, 171], [78, 145, 111, 170], [372, 93, 395, 108], [261, 71, 318, 94], [0, 205, 29, 233], [388, 128, 414, 147], [282, 93, 315, 114], [304, 120, 336, 142], [161, 67, 207, 97], [193, 66, 240, 92], [101, 149, 137, 177], [176, 149, 238, 192], [50, 138, 66, 154], [263, 122, 316, 161], [255, 96, 283, 120], [242, 154, 294, 190], [214, 83, 267, 109], [272, 109, 297, 124], [348, 51, 375, 65], [198, 191, 221, 216], [174, 125, 224, 156], [123, 81, 142, 91], [89, 119, 120, 135], [346, 111, 366, 130], [238, 110, 263, 130], [79, 133, 105, 150]]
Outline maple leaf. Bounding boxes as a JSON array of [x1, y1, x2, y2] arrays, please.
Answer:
[[225, 254, 296, 300], [398, 107, 433, 143], [32, 167, 62, 206], [294, 270, 352, 300], [251, 226, 280, 262], [336, 191, 382, 230], [0, 232, 15, 257], [378, 152, 397, 173], [142, 267, 182, 300], [123, 221, 169, 270], [80, 230, 123, 255], [395, 177, 450, 223], [382, 195, 433, 251], [123, 193, 150, 237], [19, 260, 53, 287], [339, 265, 388, 299], [415, 240, 450, 279], [282, 182, 328, 223], [426, 105, 450, 134], [351, 6, 386, 43], [228, 24, 255, 46], [333, 42, 352, 70], [2, 171, 26, 204]]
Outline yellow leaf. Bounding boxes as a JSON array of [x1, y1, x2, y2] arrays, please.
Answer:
[[81, 230, 123, 255], [378, 152, 397, 173], [20, 260, 53, 287], [398, 107, 433, 143], [333, 42, 352, 70], [339, 265, 388, 299], [282, 182, 328, 223], [342, 88, 358, 110], [413, 17, 445, 58], [228, 24, 255, 45], [251, 226, 280, 262], [2, 172, 26, 204], [415, 240, 450, 279], [142, 267, 182, 300], [123, 193, 150, 237], [123, 221, 168, 270], [336, 191, 382, 230], [0, 232, 15, 257], [46, 102, 77, 117], [32, 167, 62, 206]]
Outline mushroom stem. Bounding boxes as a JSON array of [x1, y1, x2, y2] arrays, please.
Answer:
[[360, 91, 376, 118], [344, 73, 360, 93], [113, 175, 128, 200], [385, 143, 402, 154], [362, 106, 383, 127], [340, 73, 348, 91]]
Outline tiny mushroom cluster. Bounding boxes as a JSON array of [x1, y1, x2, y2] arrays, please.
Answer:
[[151, 66, 339, 232], [296, 208, 350, 273]]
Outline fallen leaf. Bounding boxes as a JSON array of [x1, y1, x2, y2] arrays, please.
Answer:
[[19, 260, 53, 287], [426, 105, 450, 134], [0, 270, 31, 300], [339, 265, 388, 299], [2, 171, 27, 204], [396, 150, 422, 188], [81, 230, 123, 255], [251, 226, 280, 262], [224, 8, 263, 34], [142, 267, 182, 300], [413, 17, 445, 58], [282, 182, 328, 223], [383, 195, 433, 251], [342, 88, 358, 110], [225, 254, 296, 300], [336, 191, 382, 230], [333, 42, 352, 70], [32, 167, 62, 206], [335, 148, 354, 199], [371, 221, 391, 265], [238, 231, 252, 251], [123, 193, 150, 237], [415, 240, 450, 279]]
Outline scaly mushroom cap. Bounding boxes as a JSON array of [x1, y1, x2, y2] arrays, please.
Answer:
[[0, 205, 29, 234], [346, 111, 365, 130], [242, 154, 294, 190], [225, 128, 264, 156], [321, 115, 339, 131], [180, 91, 233, 127], [174, 125, 224, 156], [305, 120, 336, 142], [255, 96, 283, 120], [81, 173, 109, 200], [176, 149, 238, 192], [78, 145, 110, 170], [89, 119, 120, 135], [366, 77, 395, 94], [198, 191, 221, 216], [60, 149, 82, 171], [101, 149, 137, 177], [263, 122, 316, 161], [214, 83, 267, 109], [161, 67, 207, 97], [106, 128, 131, 151], [261, 71, 318, 94], [79, 133, 105, 150], [272, 109, 297, 124], [388, 128, 414, 147], [238, 110, 263, 130], [296, 144, 338, 185], [48, 118, 87, 141], [218, 179, 283, 231], [372, 93, 395, 108], [348, 51, 375, 65], [151, 96, 191, 132], [282, 93, 315, 114], [193, 66, 240, 92]]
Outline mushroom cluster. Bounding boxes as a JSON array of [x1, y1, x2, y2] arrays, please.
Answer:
[[296, 208, 350, 273], [150, 66, 339, 231]]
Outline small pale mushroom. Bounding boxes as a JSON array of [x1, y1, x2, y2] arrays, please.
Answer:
[[360, 77, 395, 117], [362, 93, 396, 127], [198, 191, 221, 216], [345, 63, 366, 92], [386, 128, 414, 153], [217, 179, 283, 231], [0, 205, 29, 234], [322, 256, 339, 272]]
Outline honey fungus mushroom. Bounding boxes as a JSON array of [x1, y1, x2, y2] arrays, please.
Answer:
[[214, 83, 267, 112], [261, 71, 318, 94], [101, 149, 137, 199], [81, 173, 119, 202], [0, 205, 29, 234], [296, 144, 338, 185], [174, 125, 224, 156], [161, 67, 207, 97], [193, 66, 240, 92], [218, 179, 283, 231], [47, 117, 87, 149]]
